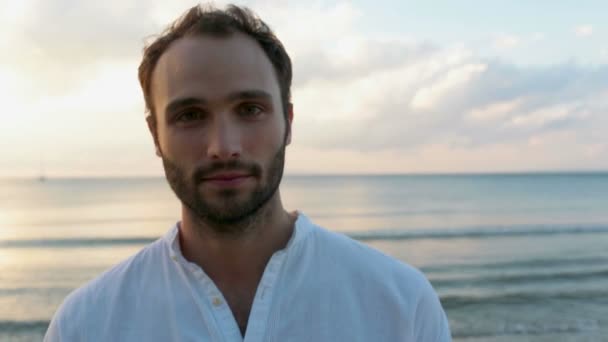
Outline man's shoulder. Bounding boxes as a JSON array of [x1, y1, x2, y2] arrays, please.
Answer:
[[47, 238, 166, 331], [79, 237, 165, 296], [301, 220, 451, 340], [306, 221, 430, 290]]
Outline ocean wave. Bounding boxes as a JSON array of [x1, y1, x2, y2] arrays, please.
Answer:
[[10, 216, 174, 228], [422, 256, 608, 273], [2, 224, 608, 248], [0, 320, 49, 333], [441, 289, 608, 310], [348, 224, 608, 241], [0, 287, 74, 297], [451, 318, 602, 338], [432, 268, 608, 288], [0, 237, 157, 248]]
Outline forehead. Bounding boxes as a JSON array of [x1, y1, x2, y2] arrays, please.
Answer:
[[151, 33, 280, 113]]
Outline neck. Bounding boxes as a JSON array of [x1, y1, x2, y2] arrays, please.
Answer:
[[178, 191, 296, 286]]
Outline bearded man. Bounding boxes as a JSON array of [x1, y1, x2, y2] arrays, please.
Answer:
[[45, 4, 451, 341]]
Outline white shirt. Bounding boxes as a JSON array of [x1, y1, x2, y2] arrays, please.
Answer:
[[45, 213, 451, 341]]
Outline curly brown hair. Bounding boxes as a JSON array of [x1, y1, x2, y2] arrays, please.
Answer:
[[138, 4, 293, 124]]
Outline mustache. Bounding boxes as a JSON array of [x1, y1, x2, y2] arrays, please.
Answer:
[[193, 160, 262, 183]]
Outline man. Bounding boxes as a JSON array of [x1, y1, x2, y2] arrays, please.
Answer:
[[45, 4, 451, 341]]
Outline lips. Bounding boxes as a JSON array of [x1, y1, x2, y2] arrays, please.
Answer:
[[203, 172, 251, 181], [201, 172, 252, 188]]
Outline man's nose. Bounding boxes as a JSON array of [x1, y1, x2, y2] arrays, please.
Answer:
[[206, 116, 242, 160]]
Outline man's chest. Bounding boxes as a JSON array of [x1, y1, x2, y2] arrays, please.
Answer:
[[222, 289, 256, 336], [92, 275, 413, 342]]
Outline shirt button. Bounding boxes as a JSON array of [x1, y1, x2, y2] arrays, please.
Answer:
[[212, 297, 222, 307], [171, 255, 178, 261]]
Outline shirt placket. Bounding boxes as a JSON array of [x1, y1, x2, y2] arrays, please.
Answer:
[[199, 272, 243, 342], [171, 247, 242, 342], [243, 251, 286, 342], [167, 218, 306, 342]]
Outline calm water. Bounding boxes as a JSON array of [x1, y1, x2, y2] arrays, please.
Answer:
[[1, 174, 607, 341]]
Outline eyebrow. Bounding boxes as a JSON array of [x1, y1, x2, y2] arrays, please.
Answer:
[[164, 90, 273, 116], [227, 90, 272, 102], [165, 98, 204, 116]]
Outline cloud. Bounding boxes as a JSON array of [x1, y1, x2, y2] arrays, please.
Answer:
[[531, 32, 545, 42], [292, 44, 608, 157], [410, 63, 487, 110], [509, 102, 592, 128], [467, 98, 524, 122], [494, 34, 520, 49], [575, 25, 593, 37], [0, 0, 163, 99], [2, 0, 607, 176]]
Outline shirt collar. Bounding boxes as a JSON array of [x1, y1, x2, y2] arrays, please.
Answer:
[[162, 211, 313, 261], [162, 220, 181, 261]]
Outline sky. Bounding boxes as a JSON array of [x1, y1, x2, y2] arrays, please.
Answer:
[[1, 0, 607, 177]]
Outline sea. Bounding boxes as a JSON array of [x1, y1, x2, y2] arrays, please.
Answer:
[[1, 174, 607, 341]]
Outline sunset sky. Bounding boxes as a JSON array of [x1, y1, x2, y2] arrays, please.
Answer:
[[1, 0, 607, 177]]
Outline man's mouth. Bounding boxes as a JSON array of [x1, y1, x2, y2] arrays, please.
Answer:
[[204, 172, 251, 181], [201, 172, 253, 187]]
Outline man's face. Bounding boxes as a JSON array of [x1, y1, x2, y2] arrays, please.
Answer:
[[148, 33, 292, 232]]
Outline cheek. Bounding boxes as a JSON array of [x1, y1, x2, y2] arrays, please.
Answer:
[[243, 120, 285, 154], [160, 128, 204, 161]]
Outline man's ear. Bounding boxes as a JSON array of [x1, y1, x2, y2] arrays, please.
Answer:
[[146, 115, 162, 157], [285, 103, 294, 146]]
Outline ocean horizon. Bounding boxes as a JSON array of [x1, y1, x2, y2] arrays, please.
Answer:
[[4, 169, 608, 179]]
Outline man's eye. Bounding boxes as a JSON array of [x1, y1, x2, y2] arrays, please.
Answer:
[[177, 110, 204, 122], [238, 104, 264, 118]]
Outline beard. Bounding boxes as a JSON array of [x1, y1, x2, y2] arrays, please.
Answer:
[[161, 143, 286, 235]]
